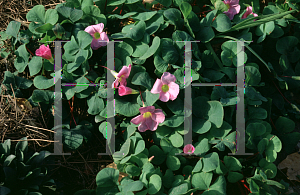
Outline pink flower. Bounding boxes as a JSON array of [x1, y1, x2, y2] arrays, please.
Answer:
[[223, 0, 240, 20], [130, 106, 165, 132], [150, 72, 179, 102], [84, 23, 109, 50], [110, 64, 132, 88], [35, 45, 54, 63], [183, 144, 195, 154], [242, 6, 258, 19], [118, 85, 139, 96]]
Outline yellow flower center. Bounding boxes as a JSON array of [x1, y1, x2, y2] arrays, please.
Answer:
[[161, 84, 169, 92], [143, 112, 152, 118], [119, 75, 124, 82], [226, 4, 230, 9], [94, 32, 100, 39]]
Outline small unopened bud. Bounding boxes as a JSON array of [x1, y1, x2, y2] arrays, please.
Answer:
[[148, 156, 154, 161]]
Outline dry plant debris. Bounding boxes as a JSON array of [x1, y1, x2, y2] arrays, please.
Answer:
[[278, 151, 300, 182], [0, 83, 54, 148]]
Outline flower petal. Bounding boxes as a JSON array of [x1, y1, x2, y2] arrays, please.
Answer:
[[139, 106, 155, 114], [84, 26, 96, 35], [229, 0, 239, 5], [131, 114, 144, 125], [98, 32, 109, 46], [93, 23, 105, 33], [159, 92, 170, 102], [161, 72, 176, 85], [91, 38, 102, 50], [118, 85, 132, 96], [152, 109, 165, 123], [183, 144, 195, 154], [117, 65, 131, 78], [150, 79, 163, 94], [167, 82, 179, 101], [145, 117, 157, 131], [138, 120, 149, 132]]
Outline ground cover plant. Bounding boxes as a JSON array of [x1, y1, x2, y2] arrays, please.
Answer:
[[1, 0, 300, 194]]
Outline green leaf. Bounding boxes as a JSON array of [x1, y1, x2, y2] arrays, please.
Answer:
[[224, 156, 242, 171], [131, 72, 155, 90], [227, 172, 243, 183], [107, 0, 126, 6], [70, 9, 83, 22], [248, 107, 267, 120], [245, 66, 261, 86], [162, 169, 174, 188], [125, 165, 141, 177], [160, 138, 173, 154], [26, 5, 45, 23], [134, 140, 145, 155], [122, 21, 146, 41], [212, 13, 232, 32], [203, 69, 225, 81], [96, 168, 119, 187], [207, 176, 226, 194], [276, 36, 298, 55], [87, 94, 104, 115], [207, 101, 224, 128], [194, 138, 210, 155], [215, 1, 229, 12], [6, 21, 21, 38], [149, 145, 166, 165], [44, 9, 59, 25], [77, 31, 93, 49], [139, 36, 160, 60], [31, 90, 53, 104], [155, 0, 172, 7], [113, 139, 131, 162], [196, 25, 215, 43], [163, 8, 182, 27], [281, 132, 300, 154], [131, 11, 157, 21], [279, 54, 290, 71], [33, 76, 54, 89], [62, 129, 83, 150], [191, 172, 212, 190], [14, 45, 30, 73], [169, 131, 183, 147], [137, 90, 159, 106], [161, 115, 184, 127], [246, 122, 266, 137], [166, 155, 181, 171], [202, 152, 219, 172], [192, 159, 203, 173], [28, 56, 43, 76], [169, 183, 189, 195], [115, 98, 140, 117], [160, 38, 179, 64], [179, 2, 192, 19], [148, 174, 162, 194]]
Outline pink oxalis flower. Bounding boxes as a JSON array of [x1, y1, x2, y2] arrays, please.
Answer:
[[242, 6, 258, 19], [183, 144, 195, 154], [223, 0, 240, 20], [150, 72, 179, 102], [84, 23, 109, 50], [131, 106, 165, 132], [35, 45, 54, 63], [118, 85, 139, 96], [110, 64, 132, 88]]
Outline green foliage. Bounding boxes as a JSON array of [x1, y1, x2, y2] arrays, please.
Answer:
[[0, 138, 55, 194], [2, 0, 300, 194]]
